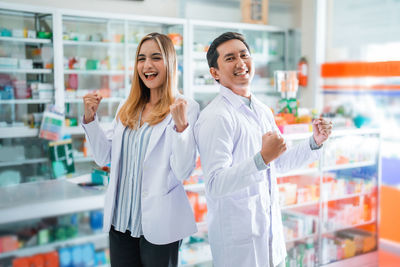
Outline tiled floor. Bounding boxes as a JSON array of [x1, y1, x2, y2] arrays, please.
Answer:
[[379, 250, 400, 267]]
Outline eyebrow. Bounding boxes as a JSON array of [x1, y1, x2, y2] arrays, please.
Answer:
[[223, 49, 248, 58], [138, 52, 162, 57]]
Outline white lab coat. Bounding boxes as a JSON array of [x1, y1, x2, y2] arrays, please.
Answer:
[[82, 95, 199, 245], [194, 86, 322, 267]]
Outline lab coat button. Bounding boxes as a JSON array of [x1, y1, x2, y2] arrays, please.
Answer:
[[142, 191, 148, 198]]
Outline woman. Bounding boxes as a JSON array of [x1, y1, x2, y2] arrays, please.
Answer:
[[82, 32, 199, 267]]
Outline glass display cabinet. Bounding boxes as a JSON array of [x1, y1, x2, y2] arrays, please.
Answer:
[[0, 5, 55, 186]]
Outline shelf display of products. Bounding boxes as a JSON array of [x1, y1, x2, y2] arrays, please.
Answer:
[[0, 6, 55, 188], [62, 15, 126, 102], [279, 130, 380, 266], [0, 9, 54, 126]]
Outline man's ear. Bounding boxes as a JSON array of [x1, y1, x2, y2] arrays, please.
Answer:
[[210, 67, 219, 81]]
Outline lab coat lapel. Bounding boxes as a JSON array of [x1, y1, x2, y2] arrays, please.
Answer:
[[144, 113, 172, 162]]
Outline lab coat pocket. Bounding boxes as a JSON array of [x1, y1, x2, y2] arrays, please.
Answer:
[[225, 194, 265, 244]]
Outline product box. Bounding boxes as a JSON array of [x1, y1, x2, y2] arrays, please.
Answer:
[[0, 235, 19, 253], [27, 30, 36, 39], [12, 29, 24, 38], [91, 168, 109, 185], [0, 57, 18, 69], [19, 59, 33, 69]]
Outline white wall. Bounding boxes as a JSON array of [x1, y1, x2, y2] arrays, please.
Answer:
[[183, 1, 241, 22], [182, 0, 302, 28], [299, 0, 317, 109], [1, 0, 179, 18], [324, 0, 400, 62]]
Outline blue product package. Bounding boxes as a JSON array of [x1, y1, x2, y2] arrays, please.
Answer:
[[59, 247, 72, 267], [89, 210, 103, 231], [95, 251, 107, 265], [71, 245, 84, 267], [82, 243, 95, 267]]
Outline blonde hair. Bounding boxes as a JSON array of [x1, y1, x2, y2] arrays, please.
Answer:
[[118, 32, 177, 128]]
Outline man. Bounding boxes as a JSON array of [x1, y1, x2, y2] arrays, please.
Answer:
[[194, 32, 332, 267]]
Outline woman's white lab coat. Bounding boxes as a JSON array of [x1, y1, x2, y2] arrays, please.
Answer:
[[82, 95, 199, 245]]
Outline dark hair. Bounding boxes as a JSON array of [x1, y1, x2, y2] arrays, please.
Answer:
[[206, 32, 251, 69]]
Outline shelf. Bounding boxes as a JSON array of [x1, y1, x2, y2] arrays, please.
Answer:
[[0, 68, 52, 74], [324, 191, 373, 202], [0, 127, 39, 138], [64, 122, 113, 135], [285, 233, 316, 243], [322, 220, 376, 235], [281, 200, 319, 210], [282, 128, 379, 141], [282, 191, 374, 210], [64, 69, 124, 75], [0, 36, 52, 44], [0, 232, 108, 259], [323, 160, 376, 171], [63, 40, 123, 47], [74, 157, 94, 163], [277, 168, 319, 177], [184, 183, 205, 192], [0, 99, 52, 104], [65, 97, 123, 104], [283, 132, 313, 141], [330, 128, 380, 137], [0, 179, 105, 224], [64, 125, 84, 135], [0, 157, 48, 168]]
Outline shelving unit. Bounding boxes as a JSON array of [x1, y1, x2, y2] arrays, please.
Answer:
[[279, 128, 380, 266]]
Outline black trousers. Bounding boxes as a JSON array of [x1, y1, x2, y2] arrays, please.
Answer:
[[109, 226, 181, 267]]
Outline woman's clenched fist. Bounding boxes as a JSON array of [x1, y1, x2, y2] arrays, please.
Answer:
[[83, 92, 102, 123], [170, 98, 188, 133]]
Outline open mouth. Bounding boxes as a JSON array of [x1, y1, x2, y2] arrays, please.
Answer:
[[234, 70, 249, 77], [144, 72, 158, 80]]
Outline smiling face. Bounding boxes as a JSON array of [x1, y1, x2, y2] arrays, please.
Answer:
[[136, 39, 167, 91], [210, 39, 254, 95]]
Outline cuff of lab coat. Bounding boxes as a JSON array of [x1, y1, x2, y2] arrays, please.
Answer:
[[81, 114, 100, 132], [254, 152, 270, 171], [171, 123, 192, 142], [309, 135, 323, 150]]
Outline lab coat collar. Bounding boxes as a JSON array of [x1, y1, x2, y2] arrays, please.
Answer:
[[220, 85, 252, 110]]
